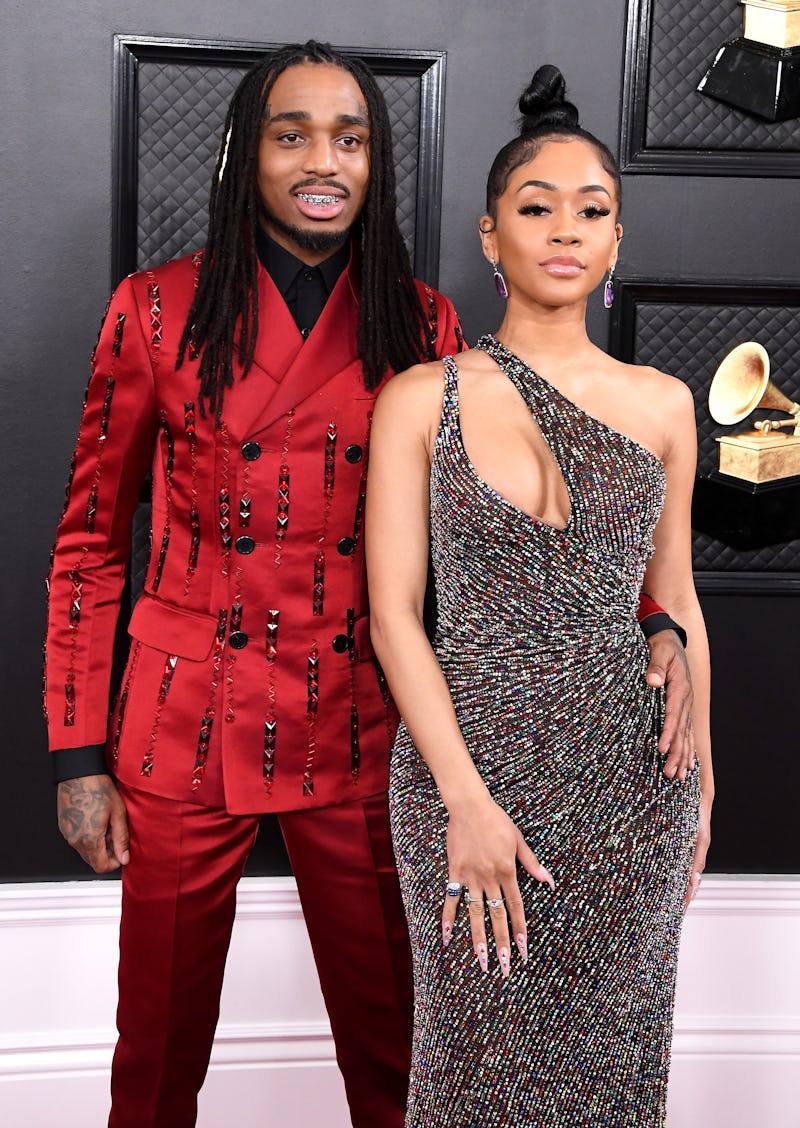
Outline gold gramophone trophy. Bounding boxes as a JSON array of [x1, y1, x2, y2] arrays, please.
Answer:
[[709, 341, 800, 483]]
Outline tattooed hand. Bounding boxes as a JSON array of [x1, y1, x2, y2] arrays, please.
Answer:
[[57, 775, 130, 873]]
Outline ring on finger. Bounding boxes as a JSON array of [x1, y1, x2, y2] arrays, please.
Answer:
[[445, 881, 463, 898], [464, 891, 482, 905], [486, 897, 504, 909]]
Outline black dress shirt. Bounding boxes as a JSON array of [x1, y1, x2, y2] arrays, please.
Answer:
[[255, 227, 350, 339]]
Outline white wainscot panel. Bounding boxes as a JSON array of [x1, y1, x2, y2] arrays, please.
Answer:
[[0, 877, 798, 1127], [668, 877, 800, 1128], [0, 878, 349, 1128]]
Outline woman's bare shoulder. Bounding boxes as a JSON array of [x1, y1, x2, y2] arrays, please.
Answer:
[[372, 360, 447, 447], [615, 360, 694, 416], [380, 359, 443, 400]]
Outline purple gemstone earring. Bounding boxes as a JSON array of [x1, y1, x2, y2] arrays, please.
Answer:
[[603, 267, 615, 310], [491, 259, 508, 300]]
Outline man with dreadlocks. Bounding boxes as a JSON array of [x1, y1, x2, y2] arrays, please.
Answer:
[[44, 41, 462, 1128], [44, 38, 690, 1128]]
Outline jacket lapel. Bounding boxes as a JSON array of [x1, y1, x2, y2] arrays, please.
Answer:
[[237, 250, 361, 439]]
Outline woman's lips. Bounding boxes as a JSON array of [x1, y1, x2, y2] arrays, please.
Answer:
[[540, 256, 584, 277], [294, 192, 346, 220]]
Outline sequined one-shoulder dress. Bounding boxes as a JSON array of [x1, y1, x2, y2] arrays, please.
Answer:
[[389, 335, 700, 1127]]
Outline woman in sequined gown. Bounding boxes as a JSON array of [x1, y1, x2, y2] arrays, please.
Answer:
[[365, 65, 713, 1127]]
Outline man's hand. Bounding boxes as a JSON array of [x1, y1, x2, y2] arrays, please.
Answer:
[[57, 775, 130, 873], [644, 629, 695, 780]]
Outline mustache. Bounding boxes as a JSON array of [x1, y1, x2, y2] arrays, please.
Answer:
[[290, 178, 350, 198]]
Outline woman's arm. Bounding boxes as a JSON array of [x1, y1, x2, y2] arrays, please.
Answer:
[[644, 377, 714, 907], [365, 364, 552, 974]]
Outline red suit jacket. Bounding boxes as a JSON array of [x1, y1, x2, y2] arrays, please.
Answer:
[[45, 251, 463, 812], [44, 250, 663, 814]]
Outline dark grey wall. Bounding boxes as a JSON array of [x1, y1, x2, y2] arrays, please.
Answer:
[[3, 0, 798, 879]]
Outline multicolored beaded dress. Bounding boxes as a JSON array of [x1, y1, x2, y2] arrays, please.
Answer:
[[389, 335, 700, 1127]]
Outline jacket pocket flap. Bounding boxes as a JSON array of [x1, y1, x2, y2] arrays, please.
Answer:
[[128, 593, 218, 661]]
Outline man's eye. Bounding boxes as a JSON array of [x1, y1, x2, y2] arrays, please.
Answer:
[[339, 135, 362, 148], [279, 132, 302, 143]]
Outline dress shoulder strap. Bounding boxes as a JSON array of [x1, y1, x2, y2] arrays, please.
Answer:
[[441, 354, 459, 407], [434, 355, 461, 450]]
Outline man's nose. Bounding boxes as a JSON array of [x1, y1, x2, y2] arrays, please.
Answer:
[[303, 138, 339, 175]]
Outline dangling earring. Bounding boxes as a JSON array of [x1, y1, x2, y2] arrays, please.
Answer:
[[491, 259, 508, 300], [603, 266, 615, 310]]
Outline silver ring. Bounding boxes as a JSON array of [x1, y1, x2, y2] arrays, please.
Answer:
[[463, 892, 482, 904], [445, 881, 463, 898], [486, 897, 505, 909]]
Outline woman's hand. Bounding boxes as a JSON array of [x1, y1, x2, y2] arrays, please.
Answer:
[[442, 795, 554, 976], [684, 798, 712, 912]]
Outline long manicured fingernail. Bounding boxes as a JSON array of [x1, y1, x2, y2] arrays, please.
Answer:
[[515, 933, 528, 963], [476, 943, 488, 972], [540, 866, 556, 891], [442, 921, 452, 948], [499, 947, 510, 978]]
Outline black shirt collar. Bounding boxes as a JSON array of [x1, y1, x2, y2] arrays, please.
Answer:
[[256, 226, 350, 298]]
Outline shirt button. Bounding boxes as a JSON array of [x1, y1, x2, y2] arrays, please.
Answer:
[[241, 441, 262, 461], [303, 271, 314, 282], [228, 631, 249, 650], [331, 634, 349, 653], [337, 536, 355, 556], [235, 535, 256, 555], [344, 444, 363, 464]]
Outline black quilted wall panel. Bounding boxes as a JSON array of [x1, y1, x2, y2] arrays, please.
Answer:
[[135, 61, 421, 271], [621, 0, 800, 172], [646, 0, 798, 151], [612, 282, 800, 574]]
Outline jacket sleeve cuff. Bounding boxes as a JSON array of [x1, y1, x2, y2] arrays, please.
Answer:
[[51, 745, 110, 784], [639, 613, 687, 649]]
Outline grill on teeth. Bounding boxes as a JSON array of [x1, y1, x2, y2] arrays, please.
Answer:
[[298, 193, 338, 206]]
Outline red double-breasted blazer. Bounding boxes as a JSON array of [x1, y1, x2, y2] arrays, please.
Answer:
[[44, 251, 465, 813]]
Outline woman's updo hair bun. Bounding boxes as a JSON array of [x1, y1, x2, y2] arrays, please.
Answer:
[[484, 62, 621, 219], [517, 64, 579, 136]]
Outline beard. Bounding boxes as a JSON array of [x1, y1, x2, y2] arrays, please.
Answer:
[[259, 203, 355, 254]]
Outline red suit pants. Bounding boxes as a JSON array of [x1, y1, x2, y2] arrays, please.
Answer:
[[109, 782, 413, 1128]]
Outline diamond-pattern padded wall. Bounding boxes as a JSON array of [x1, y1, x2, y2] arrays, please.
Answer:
[[627, 293, 800, 572], [645, 0, 799, 151], [136, 62, 420, 270]]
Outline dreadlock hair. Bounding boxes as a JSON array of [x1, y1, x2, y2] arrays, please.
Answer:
[[177, 39, 436, 421], [485, 64, 622, 222]]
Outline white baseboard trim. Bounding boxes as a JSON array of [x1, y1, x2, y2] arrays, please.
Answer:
[[0, 1020, 337, 1080], [1, 875, 798, 1122], [3, 1016, 798, 1081]]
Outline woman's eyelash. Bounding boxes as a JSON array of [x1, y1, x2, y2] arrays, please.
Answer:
[[517, 203, 611, 218]]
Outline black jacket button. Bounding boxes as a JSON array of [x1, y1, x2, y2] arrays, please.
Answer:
[[242, 441, 262, 461], [344, 444, 363, 463], [337, 536, 355, 556], [235, 535, 256, 555], [228, 631, 248, 650], [331, 634, 349, 653]]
